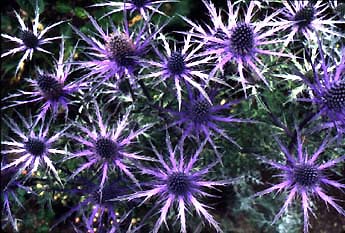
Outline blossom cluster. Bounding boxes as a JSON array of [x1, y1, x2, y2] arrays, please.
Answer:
[[1, 1, 344, 233]]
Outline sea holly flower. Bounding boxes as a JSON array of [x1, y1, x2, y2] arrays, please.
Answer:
[[1, 112, 67, 185], [70, 13, 161, 91], [64, 103, 152, 191], [1, 2, 63, 74], [299, 40, 345, 136], [1, 167, 33, 232], [253, 132, 345, 233], [51, 178, 133, 233], [115, 133, 237, 233], [274, 1, 345, 47], [145, 33, 227, 110], [92, 0, 178, 21], [168, 89, 255, 160], [184, 1, 291, 93], [2, 39, 83, 121]]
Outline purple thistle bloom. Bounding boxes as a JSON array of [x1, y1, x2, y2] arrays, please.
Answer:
[[145, 33, 227, 110], [64, 103, 153, 191], [183, 1, 291, 92], [92, 0, 178, 21], [51, 178, 133, 233], [115, 134, 237, 233], [254, 132, 345, 233], [1, 167, 33, 232], [1, 2, 64, 74], [1, 112, 68, 185], [299, 41, 345, 136], [168, 89, 255, 160], [2, 39, 83, 121], [274, 1, 345, 47], [70, 13, 159, 90]]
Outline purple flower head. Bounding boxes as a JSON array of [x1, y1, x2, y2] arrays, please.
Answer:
[[1, 2, 64, 74], [64, 102, 153, 191], [116, 133, 237, 233], [81, 182, 133, 233], [92, 0, 178, 21], [1, 112, 68, 186], [254, 131, 345, 233], [2, 39, 83, 121], [70, 13, 160, 91], [51, 177, 133, 233], [168, 88, 255, 160], [1, 166, 32, 232], [146, 33, 226, 110], [275, 1, 345, 47], [184, 1, 291, 93], [299, 40, 345, 135]]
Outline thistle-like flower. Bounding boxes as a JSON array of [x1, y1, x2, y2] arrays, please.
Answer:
[[115, 134, 236, 233], [64, 103, 152, 191], [253, 132, 345, 233], [275, 1, 345, 47], [168, 89, 254, 160], [70, 13, 159, 91], [184, 1, 291, 92], [1, 112, 67, 185], [299, 40, 345, 136], [2, 39, 82, 121], [146, 33, 227, 110], [1, 167, 32, 232], [1, 2, 63, 74], [51, 178, 133, 233], [92, 0, 178, 20]]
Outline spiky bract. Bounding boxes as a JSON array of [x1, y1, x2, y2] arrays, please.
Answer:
[[2, 39, 82, 121], [64, 103, 152, 191], [70, 13, 159, 91], [183, 1, 291, 93], [92, 0, 178, 20], [254, 132, 345, 233], [1, 2, 63, 74], [115, 134, 236, 233], [145, 33, 227, 110], [169, 89, 255, 160], [275, 1, 345, 47], [1, 112, 67, 185]]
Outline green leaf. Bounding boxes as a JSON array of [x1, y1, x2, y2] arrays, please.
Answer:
[[56, 1, 73, 14], [74, 7, 88, 19]]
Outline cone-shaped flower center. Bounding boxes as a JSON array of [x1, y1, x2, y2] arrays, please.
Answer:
[[95, 138, 118, 159], [294, 6, 315, 28], [20, 30, 39, 49], [37, 75, 64, 100], [107, 34, 135, 67], [293, 164, 319, 186], [167, 172, 191, 196], [167, 52, 186, 75], [229, 23, 254, 56], [190, 99, 211, 123], [25, 138, 46, 157], [324, 82, 345, 112], [132, 0, 148, 8]]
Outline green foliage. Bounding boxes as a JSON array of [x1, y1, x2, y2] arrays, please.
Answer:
[[17, 0, 45, 14]]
